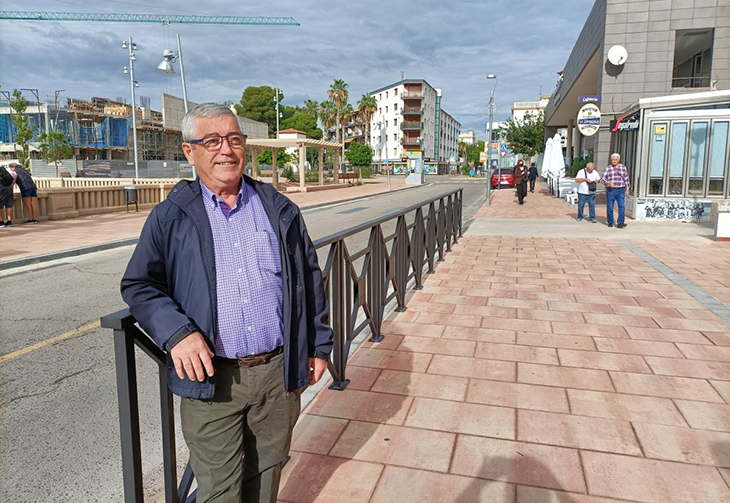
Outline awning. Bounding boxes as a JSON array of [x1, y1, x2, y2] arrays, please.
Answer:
[[244, 138, 342, 149]]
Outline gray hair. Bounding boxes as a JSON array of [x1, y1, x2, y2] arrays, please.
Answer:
[[181, 103, 238, 141], [610, 153, 621, 160], [586, 162, 595, 168]]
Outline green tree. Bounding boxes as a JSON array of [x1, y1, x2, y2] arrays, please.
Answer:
[[256, 149, 291, 166], [234, 86, 280, 137], [9, 89, 33, 170], [465, 140, 486, 166], [280, 112, 323, 139], [319, 100, 336, 138], [345, 142, 373, 180], [357, 93, 377, 147], [38, 131, 73, 177], [302, 99, 320, 122], [328, 79, 349, 168], [498, 112, 545, 157]]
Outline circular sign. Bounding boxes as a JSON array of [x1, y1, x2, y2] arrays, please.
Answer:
[[577, 103, 601, 137]]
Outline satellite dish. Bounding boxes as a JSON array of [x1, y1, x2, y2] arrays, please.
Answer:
[[607, 45, 628, 66]]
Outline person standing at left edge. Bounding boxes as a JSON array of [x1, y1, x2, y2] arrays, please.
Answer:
[[513, 159, 528, 205], [601, 153, 630, 228], [121, 103, 332, 503]]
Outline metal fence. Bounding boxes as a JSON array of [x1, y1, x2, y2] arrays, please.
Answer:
[[100, 188, 463, 502]]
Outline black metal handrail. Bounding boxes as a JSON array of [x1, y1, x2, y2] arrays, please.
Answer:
[[100, 188, 463, 502]]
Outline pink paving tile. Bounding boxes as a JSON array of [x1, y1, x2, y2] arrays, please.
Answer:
[[609, 372, 724, 402], [467, 379, 570, 413], [396, 336, 476, 357], [674, 400, 730, 432], [516, 486, 634, 503], [635, 298, 705, 309], [518, 363, 614, 392], [490, 298, 549, 310], [420, 285, 463, 295], [517, 309, 586, 323], [610, 305, 685, 318], [656, 317, 730, 333], [677, 343, 730, 362], [382, 321, 445, 338], [306, 388, 413, 425], [415, 311, 483, 328], [582, 450, 730, 502], [557, 349, 651, 373], [644, 356, 730, 380], [567, 389, 686, 426], [442, 326, 516, 344], [633, 422, 730, 467], [371, 369, 468, 401], [291, 415, 349, 455], [551, 322, 628, 339], [480, 317, 552, 333], [711, 380, 730, 403], [279, 451, 382, 503], [517, 332, 596, 351], [450, 435, 586, 493], [453, 304, 518, 318], [475, 342, 559, 365], [676, 308, 726, 321], [342, 366, 381, 391], [463, 288, 519, 299], [583, 313, 658, 328], [721, 468, 730, 488], [702, 331, 730, 347], [581, 294, 640, 306], [593, 338, 683, 358], [371, 466, 515, 503], [428, 354, 516, 382], [546, 301, 614, 314], [517, 410, 642, 456], [328, 421, 455, 472], [348, 348, 432, 373], [405, 397, 515, 439], [407, 300, 456, 314], [360, 334, 403, 351], [431, 294, 489, 306], [518, 292, 577, 302], [386, 310, 419, 323], [625, 327, 712, 344]]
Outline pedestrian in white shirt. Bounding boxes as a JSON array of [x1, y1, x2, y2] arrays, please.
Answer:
[[575, 162, 601, 222]]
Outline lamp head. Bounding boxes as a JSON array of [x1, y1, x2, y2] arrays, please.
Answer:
[[487, 74, 497, 80], [122, 41, 128, 49], [123, 66, 129, 74]]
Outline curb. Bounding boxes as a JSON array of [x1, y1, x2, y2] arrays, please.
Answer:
[[0, 182, 432, 271]]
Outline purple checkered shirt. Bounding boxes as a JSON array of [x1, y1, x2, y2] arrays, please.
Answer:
[[200, 179, 283, 358], [600, 163, 631, 189]]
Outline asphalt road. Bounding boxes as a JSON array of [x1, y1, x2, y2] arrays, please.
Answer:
[[0, 177, 486, 502]]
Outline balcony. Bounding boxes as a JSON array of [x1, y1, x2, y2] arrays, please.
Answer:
[[401, 107, 423, 116], [402, 91, 424, 99], [401, 137, 421, 146], [400, 122, 421, 131]]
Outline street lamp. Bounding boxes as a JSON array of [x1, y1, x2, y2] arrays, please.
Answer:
[[273, 88, 283, 138], [485, 74, 497, 204], [122, 37, 140, 178]]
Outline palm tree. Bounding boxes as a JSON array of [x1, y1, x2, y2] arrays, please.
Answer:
[[328, 79, 349, 172], [319, 100, 336, 139], [357, 93, 377, 150], [339, 103, 359, 179], [303, 99, 320, 122]]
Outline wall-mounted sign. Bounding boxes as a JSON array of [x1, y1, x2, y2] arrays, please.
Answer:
[[579, 95, 602, 104], [654, 124, 666, 139], [576, 103, 601, 136], [610, 117, 640, 132]]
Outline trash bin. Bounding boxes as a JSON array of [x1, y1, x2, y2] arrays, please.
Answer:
[[717, 211, 730, 242], [125, 186, 139, 212]]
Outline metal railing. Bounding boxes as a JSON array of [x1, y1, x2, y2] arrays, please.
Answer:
[[402, 91, 424, 99], [401, 107, 423, 115], [400, 122, 421, 131], [671, 76, 711, 88], [100, 189, 463, 502]]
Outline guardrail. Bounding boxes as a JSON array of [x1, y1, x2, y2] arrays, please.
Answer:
[[100, 188, 463, 502]]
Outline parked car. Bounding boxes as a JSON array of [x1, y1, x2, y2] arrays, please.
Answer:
[[491, 168, 515, 188]]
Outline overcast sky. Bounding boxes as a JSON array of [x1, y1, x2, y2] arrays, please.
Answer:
[[0, 0, 594, 137]]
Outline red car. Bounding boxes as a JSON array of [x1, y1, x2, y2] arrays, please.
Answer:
[[490, 168, 515, 188]]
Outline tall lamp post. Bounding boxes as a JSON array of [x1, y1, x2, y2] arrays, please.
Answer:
[[274, 88, 282, 138], [485, 74, 497, 205], [122, 37, 140, 178], [157, 33, 196, 179]]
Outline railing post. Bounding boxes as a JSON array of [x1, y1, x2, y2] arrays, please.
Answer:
[[394, 216, 408, 311], [368, 226, 384, 342], [437, 199, 446, 262], [113, 327, 145, 503], [445, 195, 454, 252], [411, 208, 425, 290], [159, 370, 179, 503], [426, 203, 437, 273], [329, 240, 350, 390], [458, 189, 464, 237]]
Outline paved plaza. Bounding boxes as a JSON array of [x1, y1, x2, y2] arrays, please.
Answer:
[[280, 183, 730, 503]]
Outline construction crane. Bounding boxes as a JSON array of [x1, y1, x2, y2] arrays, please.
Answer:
[[0, 11, 300, 26]]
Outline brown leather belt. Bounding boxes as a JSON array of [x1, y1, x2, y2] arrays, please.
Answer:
[[216, 346, 283, 368]]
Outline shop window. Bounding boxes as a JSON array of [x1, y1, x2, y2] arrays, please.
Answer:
[[649, 123, 667, 195], [688, 122, 708, 195], [709, 121, 729, 196], [672, 29, 713, 88], [668, 122, 688, 195], [386, 106, 388, 113]]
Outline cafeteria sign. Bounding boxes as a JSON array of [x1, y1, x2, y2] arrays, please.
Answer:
[[577, 103, 601, 136]]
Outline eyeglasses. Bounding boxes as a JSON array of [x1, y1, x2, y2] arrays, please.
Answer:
[[187, 133, 247, 151]]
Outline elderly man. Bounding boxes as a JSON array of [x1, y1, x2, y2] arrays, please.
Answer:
[[600, 153, 631, 228], [121, 103, 332, 503], [575, 162, 600, 223], [9, 161, 39, 224]]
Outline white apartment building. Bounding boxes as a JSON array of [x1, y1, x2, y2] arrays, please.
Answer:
[[369, 79, 459, 173], [458, 131, 476, 145], [511, 94, 551, 123]]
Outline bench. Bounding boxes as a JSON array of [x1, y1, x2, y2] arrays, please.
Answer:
[[338, 172, 358, 181]]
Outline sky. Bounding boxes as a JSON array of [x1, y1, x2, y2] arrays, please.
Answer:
[[0, 0, 595, 138]]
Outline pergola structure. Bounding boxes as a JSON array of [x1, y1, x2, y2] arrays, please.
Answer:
[[244, 138, 343, 191]]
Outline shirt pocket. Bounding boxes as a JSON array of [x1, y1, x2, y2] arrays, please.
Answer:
[[253, 231, 281, 275]]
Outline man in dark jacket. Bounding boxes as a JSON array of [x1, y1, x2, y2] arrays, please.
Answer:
[[121, 103, 332, 503], [9, 161, 38, 224]]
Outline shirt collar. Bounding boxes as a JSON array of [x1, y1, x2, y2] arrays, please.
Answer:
[[199, 178, 249, 211]]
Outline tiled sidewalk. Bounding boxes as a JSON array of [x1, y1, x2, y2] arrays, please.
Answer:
[[280, 230, 730, 501]]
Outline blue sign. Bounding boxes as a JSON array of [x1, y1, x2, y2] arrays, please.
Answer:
[[578, 118, 601, 125], [500, 144, 507, 152], [579, 95, 602, 104]]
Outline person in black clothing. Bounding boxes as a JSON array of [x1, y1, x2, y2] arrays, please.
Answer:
[[528, 162, 538, 192], [513, 160, 528, 205], [9, 162, 38, 224]]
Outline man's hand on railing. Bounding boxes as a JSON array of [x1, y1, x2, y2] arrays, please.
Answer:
[[170, 332, 215, 382]]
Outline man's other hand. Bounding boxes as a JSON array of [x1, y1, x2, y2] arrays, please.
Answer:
[[308, 357, 328, 386], [170, 331, 215, 382]]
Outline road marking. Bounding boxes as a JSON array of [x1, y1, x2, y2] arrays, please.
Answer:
[[0, 320, 101, 363]]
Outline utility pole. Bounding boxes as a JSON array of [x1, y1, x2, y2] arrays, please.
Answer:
[[122, 36, 139, 178], [486, 74, 497, 205], [274, 87, 280, 139]]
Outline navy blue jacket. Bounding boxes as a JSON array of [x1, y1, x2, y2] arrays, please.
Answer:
[[121, 176, 333, 399]]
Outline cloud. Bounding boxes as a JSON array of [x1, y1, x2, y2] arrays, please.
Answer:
[[0, 0, 595, 137]]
